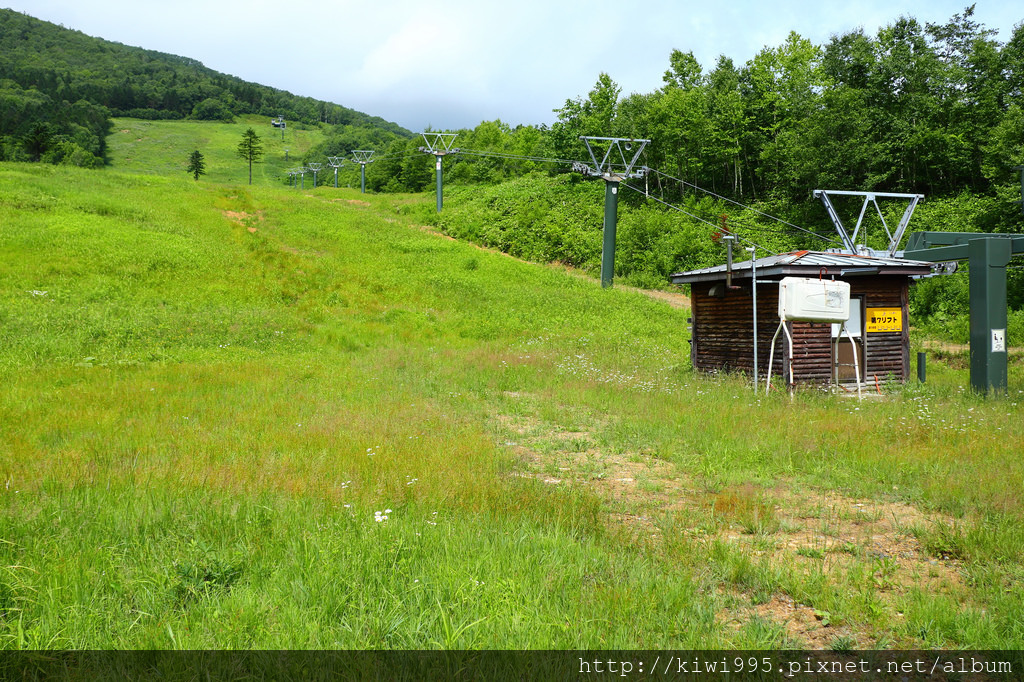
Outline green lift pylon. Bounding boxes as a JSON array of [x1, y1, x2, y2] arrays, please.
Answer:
[[308, 162, 322, 189], [574, 136, 650, 288], [327, 157, 344, 188], [904, 231, 1024, 395], [351, 150, 376, 194], [419, 133, 459, 212]]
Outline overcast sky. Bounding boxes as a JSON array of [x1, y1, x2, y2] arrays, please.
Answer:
[[5, 1, 1022, 132]]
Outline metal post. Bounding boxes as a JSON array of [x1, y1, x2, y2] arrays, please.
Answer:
[[917, 352, 926, 383], [435, 154, 443, 213], [905, 231, 1024, 397], [723, 234, 735, 288], [747, 246, 758, 393], [351, 151, 375, 195], [601, 179, 619, 288], [327, 157, 344, 189], [969, 237, 1011, 394]]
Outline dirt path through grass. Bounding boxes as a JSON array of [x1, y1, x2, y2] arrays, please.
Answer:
[[493, 396, 965, 649]]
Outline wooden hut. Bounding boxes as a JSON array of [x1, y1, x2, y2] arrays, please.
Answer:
[[670, 251, 934, 386]]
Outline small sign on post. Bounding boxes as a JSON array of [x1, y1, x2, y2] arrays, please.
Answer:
[[866, 308, 902, 333], [993, 329, 1006, 353]]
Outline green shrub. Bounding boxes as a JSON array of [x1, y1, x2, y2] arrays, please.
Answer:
[[190, 97, 235, 122]]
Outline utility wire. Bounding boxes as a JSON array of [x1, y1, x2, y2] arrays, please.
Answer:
[[445, 152, 830, 247], [646, 167, 842, 246], [326, 145, 826, 257], [457, 148, 578, 166], [621, 182, 782, 257], [371, 151, 426, 162]]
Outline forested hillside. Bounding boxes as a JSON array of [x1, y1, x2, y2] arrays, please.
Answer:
[[0, 8, 410, 166]]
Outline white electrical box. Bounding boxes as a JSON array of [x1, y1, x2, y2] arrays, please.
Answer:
[[778, 277, 851, 323]]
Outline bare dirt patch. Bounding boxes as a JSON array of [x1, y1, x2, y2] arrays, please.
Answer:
[[493, 405, 964, 648], [634, 288, 691, 311], [222, 210, 265, 233], [719, 593, 856, 650]]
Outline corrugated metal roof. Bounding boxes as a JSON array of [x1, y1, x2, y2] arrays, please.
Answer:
[[670, 251, 934, 283]]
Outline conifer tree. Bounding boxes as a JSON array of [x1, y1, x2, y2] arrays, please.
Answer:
[[186, 149, 206, 180], [236, 128, 263, 185]]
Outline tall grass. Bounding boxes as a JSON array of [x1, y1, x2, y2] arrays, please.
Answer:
[[2, 159, 1024, 649]]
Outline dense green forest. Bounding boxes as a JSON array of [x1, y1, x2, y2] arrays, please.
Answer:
[[0, 8, 410, 166]]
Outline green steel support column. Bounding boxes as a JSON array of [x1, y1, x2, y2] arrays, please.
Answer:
[[360, 164, 366, 194], [601, 179, 619, 288], [435, 155, 444, 212], [969, 237, 1011, 394]]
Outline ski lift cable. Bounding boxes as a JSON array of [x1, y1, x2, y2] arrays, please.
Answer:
[[457, 148, 578, 165], [646, 167, 842, 246], [626, 179, 826, 245], [621, 182, 783, 257]]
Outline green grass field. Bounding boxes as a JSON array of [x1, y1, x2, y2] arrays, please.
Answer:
[[107, 115, 326, 186], [2, 137, 1024, 651]]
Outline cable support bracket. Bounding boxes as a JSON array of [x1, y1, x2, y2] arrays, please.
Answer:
[[419, 132, 459, 155], [575, 136, 650, 181]]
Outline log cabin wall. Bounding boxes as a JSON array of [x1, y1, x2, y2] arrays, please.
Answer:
[[690, 275, 912, 383], [690, 281, 785, 377], [851, 275, 912, 381]]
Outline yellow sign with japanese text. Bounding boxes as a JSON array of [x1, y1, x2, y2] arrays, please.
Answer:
[[866, 307, 902, 333]]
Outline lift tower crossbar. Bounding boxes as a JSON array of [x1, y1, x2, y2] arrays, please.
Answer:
[[813, 189, 923, 258], [574, 136, 650, 288], [419, 133, 459, 212]]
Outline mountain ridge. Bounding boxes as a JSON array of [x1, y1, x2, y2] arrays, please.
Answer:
[[0, 7, 410, 166]]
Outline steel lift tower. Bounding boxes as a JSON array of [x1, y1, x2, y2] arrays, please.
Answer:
[[307, 162, 322, 189], [419, 133, 459, 212], [574, 136, 649, 288], [327, 157, 344, 188], [351, 150, 376, 194]]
